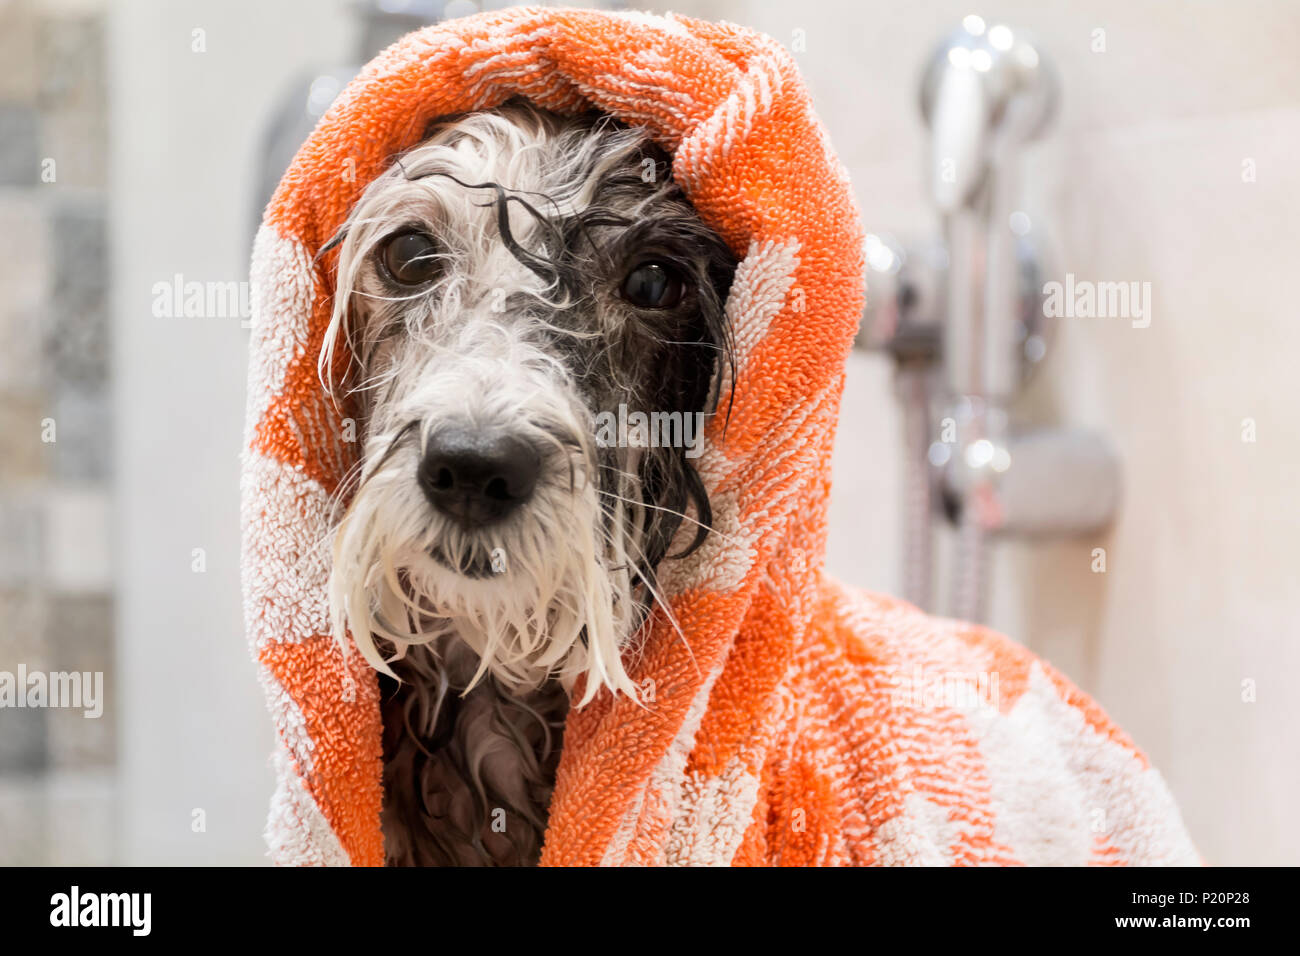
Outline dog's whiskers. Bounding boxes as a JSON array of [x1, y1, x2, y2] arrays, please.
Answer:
[[594, 483, 739, 548]]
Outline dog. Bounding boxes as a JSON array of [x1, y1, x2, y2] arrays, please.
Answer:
[[319, 99, 738, 866]]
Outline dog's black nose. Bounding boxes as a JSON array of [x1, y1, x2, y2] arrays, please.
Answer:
[[418, 427, 541, 526]]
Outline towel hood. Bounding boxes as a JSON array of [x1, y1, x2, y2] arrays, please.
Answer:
[[242, 5, 863, 866]]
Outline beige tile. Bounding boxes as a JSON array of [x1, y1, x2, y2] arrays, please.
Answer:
[[0, 588, 50, 672], [0, 0, 40, 102], [0, 395, 51, 483], [44, 486, 112, 593], [0, 776, 48, 865], [47, 770, 117, 865], [0, 197, 50, 396]]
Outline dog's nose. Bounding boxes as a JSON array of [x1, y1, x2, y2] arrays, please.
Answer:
[[418, 427, 541, 526]]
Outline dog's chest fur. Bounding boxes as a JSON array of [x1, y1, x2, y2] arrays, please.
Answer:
[[379, 637, 569, 866]]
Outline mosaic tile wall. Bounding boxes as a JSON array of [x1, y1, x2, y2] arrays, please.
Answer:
[[0, 0, 115, 865]]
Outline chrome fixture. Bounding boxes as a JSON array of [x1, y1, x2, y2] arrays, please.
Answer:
[[859, 17, 1120, 623]]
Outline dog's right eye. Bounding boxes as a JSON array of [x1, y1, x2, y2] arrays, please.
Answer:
[[379, 232, 441, 285], [620, 260, 687, 310]]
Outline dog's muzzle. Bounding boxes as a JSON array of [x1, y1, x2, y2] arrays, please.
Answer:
[[417, 425, 542, 528]]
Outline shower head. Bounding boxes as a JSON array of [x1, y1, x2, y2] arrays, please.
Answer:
[[919, 16, 1058, 213]]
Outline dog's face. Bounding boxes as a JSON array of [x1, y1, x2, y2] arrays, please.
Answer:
[[324, 102, 736, 701]]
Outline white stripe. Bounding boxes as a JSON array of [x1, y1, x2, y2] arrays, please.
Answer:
[[615, 658, 729, 865], [872, 792, 959, 866], [610, 9, 693, 38], [674, 54, 786, 193], [665, 759, 762, 866], [240, 451, 335, 649], [971, 664, 1200, 865], [245, 226, 316, 448], [461, 26, 555, 79], [724, 239, 803, 390], [257, 665, 317, 776], [264, 746, 352, 866]]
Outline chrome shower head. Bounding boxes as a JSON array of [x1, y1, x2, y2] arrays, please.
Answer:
[[919, 16, 1058, 213]]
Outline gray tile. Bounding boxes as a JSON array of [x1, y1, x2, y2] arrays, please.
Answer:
[[44, 201, 109, 390], [51, 381, 111, 483], [0, 496, 43, 589], [46, 595, 112, 670], [0, 105, 40, 187], [0, 707, 49, 775]]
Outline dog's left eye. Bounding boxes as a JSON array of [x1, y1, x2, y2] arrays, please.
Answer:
[[620, 260, 687, 309], [379, 231, 442, 285]]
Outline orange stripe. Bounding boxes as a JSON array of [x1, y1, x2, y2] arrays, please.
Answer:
[[259, 636, 384, 866]]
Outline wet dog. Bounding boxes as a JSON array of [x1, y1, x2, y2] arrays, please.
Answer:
[[321, 99, 737, 865]]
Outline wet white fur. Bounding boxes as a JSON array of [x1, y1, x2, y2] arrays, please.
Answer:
[[321, 106, 668, 706]]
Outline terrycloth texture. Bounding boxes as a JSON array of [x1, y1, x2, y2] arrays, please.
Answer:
[[242, 7, 1198, 866]]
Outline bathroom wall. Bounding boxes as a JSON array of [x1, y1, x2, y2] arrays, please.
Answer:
[[0, 0, 115, 865], [108, 0, 353, 863], [686, 0, 1300, 865]]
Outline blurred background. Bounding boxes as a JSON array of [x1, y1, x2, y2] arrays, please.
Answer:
[[0, 0, 1295, 865]]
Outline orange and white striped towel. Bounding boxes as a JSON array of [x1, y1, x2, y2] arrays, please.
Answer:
[[241, 6, 1198, 866]]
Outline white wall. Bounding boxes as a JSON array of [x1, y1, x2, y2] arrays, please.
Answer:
[[688, 0, 1300, 865], [110, 0, 352, 863]]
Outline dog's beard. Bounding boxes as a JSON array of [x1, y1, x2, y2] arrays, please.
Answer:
[[328, 329, 653, 705], [330, 438, 649, 707]]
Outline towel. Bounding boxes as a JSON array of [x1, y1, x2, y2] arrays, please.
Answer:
[[242, 6, 1198, 866]]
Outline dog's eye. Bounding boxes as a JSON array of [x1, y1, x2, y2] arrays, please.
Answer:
[[620, 260, 686, 309], [380, 231, 441, 285]]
